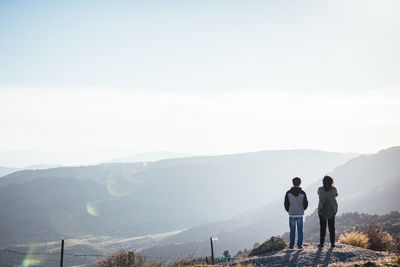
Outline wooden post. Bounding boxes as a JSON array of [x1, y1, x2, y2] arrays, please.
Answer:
[[60, 239, 64, 267], [128, 251, 135, 266], [210, 237, 214, 265]]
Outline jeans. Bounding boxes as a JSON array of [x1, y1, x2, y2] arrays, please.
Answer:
[[289, 216, 303, 248], [319, 214, 335, 244]]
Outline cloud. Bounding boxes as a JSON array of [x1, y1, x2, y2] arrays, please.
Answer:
[[0, 88, 399, 155]]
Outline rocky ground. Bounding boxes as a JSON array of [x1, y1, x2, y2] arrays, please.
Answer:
[[232, 243, 398, 267]]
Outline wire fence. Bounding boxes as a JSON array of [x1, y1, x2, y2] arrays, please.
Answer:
[[1, 247, 107, 257], [0, 243, 180, 267], [0, 244, 110, 267]]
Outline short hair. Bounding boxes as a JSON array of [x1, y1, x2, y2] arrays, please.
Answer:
[[292, 177, 301, 187]]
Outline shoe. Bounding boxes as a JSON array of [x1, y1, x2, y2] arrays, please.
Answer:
[[297, 246, 304, 250], [318, 243, 324, 248], [331, 243, 335, 248], [288, 246, 294, 250]]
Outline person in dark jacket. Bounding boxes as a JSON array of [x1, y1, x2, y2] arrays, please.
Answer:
[[317, 175, 338, 248], [284, 177, 308, 249]]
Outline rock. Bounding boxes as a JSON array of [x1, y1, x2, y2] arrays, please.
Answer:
[[248, 236, 286, 256]]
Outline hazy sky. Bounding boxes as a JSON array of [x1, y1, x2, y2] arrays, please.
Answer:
[[1, 0, 399, 158]]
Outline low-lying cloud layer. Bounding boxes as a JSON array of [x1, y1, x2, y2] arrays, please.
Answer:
[[1, 88, 399, 159]]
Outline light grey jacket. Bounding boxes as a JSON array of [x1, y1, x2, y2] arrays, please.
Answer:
[[284, 186, 309, 216]]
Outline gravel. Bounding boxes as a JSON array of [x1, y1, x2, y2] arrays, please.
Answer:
[[232, 243, 397, 267]]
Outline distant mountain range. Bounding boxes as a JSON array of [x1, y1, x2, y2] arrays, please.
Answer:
[[0, 150, 192, 176], [106, 151, 194, 163], [0, 149, 354, 245], [0, 150, 192, 168], [0, 167, 18, 178], [0, 164, 61, 177], [140, 147, 400, 259]]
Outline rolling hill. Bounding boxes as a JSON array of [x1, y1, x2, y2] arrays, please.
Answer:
[[140, 147, 400, 259], [0, 149, 354, 245]]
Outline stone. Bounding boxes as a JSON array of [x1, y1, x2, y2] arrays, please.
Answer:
[[248, 236, 286, 256]]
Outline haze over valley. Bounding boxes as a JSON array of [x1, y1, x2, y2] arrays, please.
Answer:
[[1, 1, 400, 266], [1, 147, 399, 262]]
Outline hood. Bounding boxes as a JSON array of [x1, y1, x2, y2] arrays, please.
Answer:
[[288, 186, 303, 197]]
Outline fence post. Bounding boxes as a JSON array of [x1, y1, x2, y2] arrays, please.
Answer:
[[128, 251, 135, 266], [60, 240, 64, 267], [210, 237, 214, 265]]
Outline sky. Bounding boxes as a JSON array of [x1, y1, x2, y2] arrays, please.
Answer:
[[1, 0, 399, 164]]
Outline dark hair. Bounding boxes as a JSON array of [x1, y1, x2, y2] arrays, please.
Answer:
[[292, 177, 301, 187], [323, 175, 333, 191]]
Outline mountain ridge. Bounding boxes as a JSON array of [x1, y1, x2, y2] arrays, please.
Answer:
[[140, 146, 400, 258], [0, 149, 354, 245]]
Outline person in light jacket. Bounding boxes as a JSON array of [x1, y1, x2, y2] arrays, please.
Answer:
[[318, 175, 338, 248], [284, 177, 308, 249]]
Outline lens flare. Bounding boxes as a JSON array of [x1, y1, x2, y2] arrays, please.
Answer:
[[86, 201, 100, 216], [22, 246, 47, 267], [106, 167, 142, 197]]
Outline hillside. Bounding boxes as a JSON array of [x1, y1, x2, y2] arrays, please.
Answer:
[[0, 149, 353, 245], [306, 146, 400, 215], [0, 167, 18, 178], [1, 147, 399, 266], [281, 211, 400, 246], [234, 244, 398, 267], [141, 147, 400, 259]]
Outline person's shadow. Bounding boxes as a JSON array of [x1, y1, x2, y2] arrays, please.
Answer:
[[283, 250, 301, 266], [312, 246, 323, 267], [322, 248, 333, 267], [312, 247, 334, 267]]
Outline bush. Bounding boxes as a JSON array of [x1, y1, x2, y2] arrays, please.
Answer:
[[169, 257, 206, 267], [362, 226, 395, 251], [234, 249, 249, 258], [97, 250, 161, 267], [339, 231, 370, 248]]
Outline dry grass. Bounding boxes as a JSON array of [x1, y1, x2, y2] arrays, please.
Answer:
[[226, 264, 255, 267], [168, 257, 206, 267], [362, 226, 395, 252], [97, 249, 162, 267], [327, 256, 400, 267], [339, 231, 370, 249]]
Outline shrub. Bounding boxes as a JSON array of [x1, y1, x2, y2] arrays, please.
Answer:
[[227, 264, 254, 267], [339, 231, 370, 248], [223, 250, 231, 259], [169, 257, 206, 267], [234, 249, 249, 258], [356, 262, 379, 267], [97, 249, 161, 267], [362, 226, 395, 251]]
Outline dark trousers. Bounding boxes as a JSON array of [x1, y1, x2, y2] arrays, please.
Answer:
[[319, 214, 335, 244]]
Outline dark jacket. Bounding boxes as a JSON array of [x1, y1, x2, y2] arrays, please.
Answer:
[[318, 186, 338, 219], [284, 186, 308, 216]]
